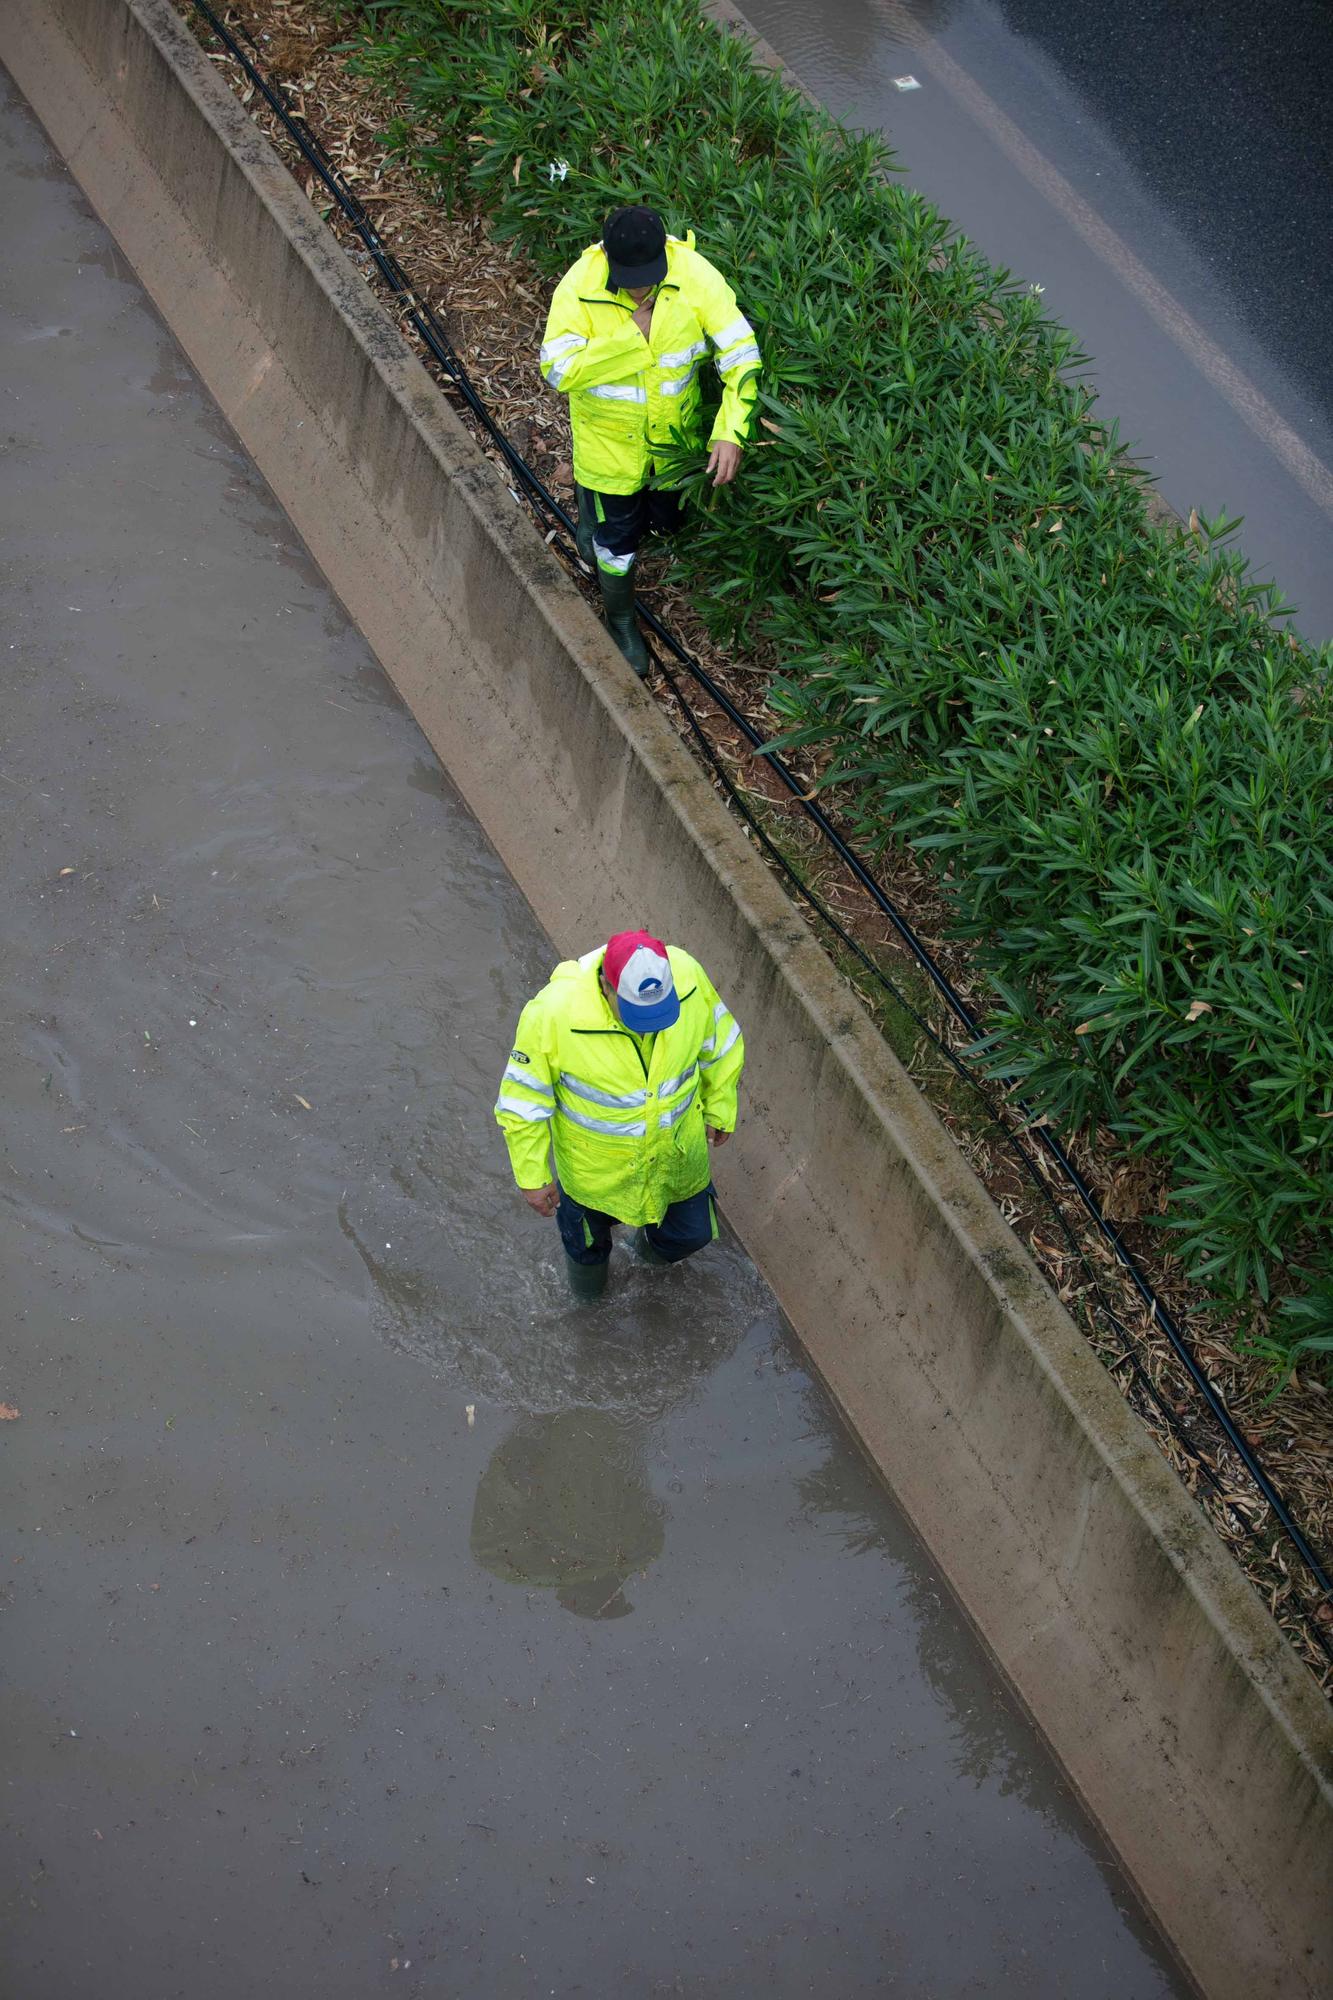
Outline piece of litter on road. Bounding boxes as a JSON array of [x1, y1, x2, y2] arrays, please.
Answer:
[[188, 1018, 197, 1027], [892, 74, 921, 90], [466, 1404, 476, 1428], [0, 1404, 20, 1421], [294, 1094, 312, 1110], [58, 866, 76, 877]]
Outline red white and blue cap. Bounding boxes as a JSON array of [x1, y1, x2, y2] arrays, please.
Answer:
[[603, 930, 680, 1032]]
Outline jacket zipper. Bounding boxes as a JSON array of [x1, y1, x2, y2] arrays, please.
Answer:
[[570, 984, 697, 1084]]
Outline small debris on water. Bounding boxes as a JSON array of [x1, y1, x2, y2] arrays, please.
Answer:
[[892, 74, 921, 90], [466, 1404, 476, 1428]]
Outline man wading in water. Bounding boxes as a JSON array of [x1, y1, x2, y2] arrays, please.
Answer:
[[494, 931, 744, 1298]]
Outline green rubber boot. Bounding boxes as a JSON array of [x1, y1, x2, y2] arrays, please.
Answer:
[[597, 567, 650, 679], [564, 1255, 609, 1302], [634, 1230, 670, 1266], [573, 484, 597, 568]]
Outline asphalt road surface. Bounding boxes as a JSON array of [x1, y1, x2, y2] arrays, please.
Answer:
[[738, 0, 1333, 641], [0, 64, 1187, 2000]]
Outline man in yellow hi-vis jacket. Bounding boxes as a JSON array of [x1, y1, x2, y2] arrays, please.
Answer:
[[495, 930, 745, 1299], [540, 206, 761, 675]]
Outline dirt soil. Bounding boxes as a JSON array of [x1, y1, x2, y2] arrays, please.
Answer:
[[178, 0, 1332, 1691]]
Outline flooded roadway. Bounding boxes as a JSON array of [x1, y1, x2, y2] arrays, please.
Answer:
[[0, 69, 1186, 1997], [736, 0, 1333, 641]]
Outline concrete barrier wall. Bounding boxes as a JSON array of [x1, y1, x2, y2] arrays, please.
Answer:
[[4, 4, 1330, 1992]]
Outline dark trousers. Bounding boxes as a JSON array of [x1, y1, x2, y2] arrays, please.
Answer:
[[578, 483, 686, 576], [557, 1185, 718, 1267]]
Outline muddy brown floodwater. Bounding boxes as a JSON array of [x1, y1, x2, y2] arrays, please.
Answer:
[[0, 66, 1187, 1999]]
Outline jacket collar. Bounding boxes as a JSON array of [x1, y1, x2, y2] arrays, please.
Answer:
[[565, 948, 697, 1034], [567, 950, 619, 1030]]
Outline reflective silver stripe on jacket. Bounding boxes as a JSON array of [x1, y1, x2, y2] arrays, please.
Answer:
[[558, 1101, 647, 1138], [559, 1071, 648, 1109], [504, 1062, 552, 1094], [711, 314, 753, 352], [700, 1019, 740, 1068], [540, 333, 588, 388], [658, 368, 700, 398], [658, 1064, 696, 1097], [660, 1085, 698, 1127], [717, 342, 761, 374], [495, 1094, 554, 1122], [658, 339, 708, 370], [592, 541, 634, 575], [541, 333, 586, 363], [586, 383, 648, 404]]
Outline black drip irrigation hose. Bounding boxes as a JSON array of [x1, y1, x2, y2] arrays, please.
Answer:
[[192, 2, 1332, 1631]]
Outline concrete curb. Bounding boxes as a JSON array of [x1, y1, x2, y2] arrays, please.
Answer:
[[3, 4, 1329, 1993]]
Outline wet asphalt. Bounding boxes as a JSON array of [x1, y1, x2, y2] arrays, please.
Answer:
[[738, 0, 1333, 640], [0, 66, 1186, 1999]]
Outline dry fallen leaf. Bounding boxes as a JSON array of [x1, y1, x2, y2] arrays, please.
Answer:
[[58, 867, 76, 877], [1184, 999, 1213, 1023], [0, 1404, 20, 1421], [294, 1094, 313, 1110]]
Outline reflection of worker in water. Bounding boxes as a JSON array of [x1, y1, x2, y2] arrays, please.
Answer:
[[470, 1410, 665, 1618], [494, 931, 745, 1300]]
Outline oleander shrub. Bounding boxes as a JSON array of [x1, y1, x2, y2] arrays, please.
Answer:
[[350, 0, 1333, 1362]]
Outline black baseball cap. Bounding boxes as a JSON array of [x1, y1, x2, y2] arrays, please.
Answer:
[[603, 206, 668, 292]]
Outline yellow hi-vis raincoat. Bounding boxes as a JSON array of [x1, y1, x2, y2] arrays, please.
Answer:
[[539, 233, 761, 496], [494, 946, 745, 1226]]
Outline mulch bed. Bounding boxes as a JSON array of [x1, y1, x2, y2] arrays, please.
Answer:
[[180, 0, 1333, 1690]]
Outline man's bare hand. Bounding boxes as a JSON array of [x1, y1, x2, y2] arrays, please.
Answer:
[[706, 441, 742, 487], [522, 1182, 560, 1216], [706, 1127, 732, 1149]]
